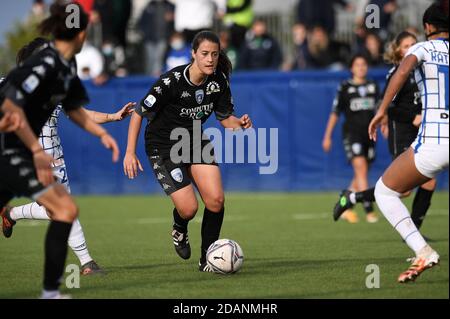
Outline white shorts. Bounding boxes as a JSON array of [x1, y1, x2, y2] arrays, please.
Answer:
[[412, 144, 449, 178], [53, 164, 71, 193]]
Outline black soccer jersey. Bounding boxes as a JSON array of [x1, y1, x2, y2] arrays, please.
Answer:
[[332, 79, 379, 140], [385, 66, 422, 123], [136, 64, 234, 152], [0, 42, 89, 151]]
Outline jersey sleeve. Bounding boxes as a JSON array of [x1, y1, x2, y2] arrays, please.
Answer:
[[331, 83, 345, 115], [0, 52, 57, 107], [136, 75, 174, 120], [61, 77, 90, 112], [405, 42, 427, 64], [214, 74, 235, 121]]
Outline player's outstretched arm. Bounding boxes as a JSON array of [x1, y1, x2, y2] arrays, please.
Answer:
[[67, 108, 120, 162], [1, 98, 54, 185], [220, 114, 252, 130], [84, 102, 136, 124], [123, 112, 144, 179], [369, 55, 418, 141]]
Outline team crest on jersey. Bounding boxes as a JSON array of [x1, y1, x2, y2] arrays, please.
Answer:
[[195, 89, 204, 104], [170, 168, 183, 183], [367, 84, 376, 93], [22, 74, 40, 93], [144, 94, 157, 108], [206, 81, 220, 95], [358, 86, 367, 97]]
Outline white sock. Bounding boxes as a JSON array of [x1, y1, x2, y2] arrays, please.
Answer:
[[9, 202, 50, 221], [68, 219, 93, 266], [40, 289, 59, 299], [349, 193, 356, 204], [10, 203, 93, 266], [374, 178, 427, 253]]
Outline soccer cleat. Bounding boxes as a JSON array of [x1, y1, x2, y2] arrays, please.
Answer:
[[333, 190, 355, 221], [0, 206, 15, 238], [198, 261, 214, 273], [40, 291, 72, 299], [398, 247, 440, 283], [81, 260, 105, 275], [172, 229, 191, 259], [366, 212, 379, 223]]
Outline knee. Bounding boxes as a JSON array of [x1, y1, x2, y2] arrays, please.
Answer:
[[60, 199, 79, 222], [177, 203, 198, 220], [374, 178, 400, 201], [205, 194, 225, 212]]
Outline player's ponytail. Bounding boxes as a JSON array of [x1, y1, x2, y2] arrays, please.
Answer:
[[192, 30, 233, 78], [383, 31, 417, 65], [39, 2, 88, 40]]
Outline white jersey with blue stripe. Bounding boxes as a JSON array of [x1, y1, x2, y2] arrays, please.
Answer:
[[40, 105, 65, 166], [406, 38, 449, 147]]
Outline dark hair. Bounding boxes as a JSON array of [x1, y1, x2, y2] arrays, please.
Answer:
[[39, 2, 88, 40], [383, 31, 417, 65], [191, 30, 232, 77], [16, 37, 48, 65], [422, 1, 449, 33], [349, 53, 369, 69]]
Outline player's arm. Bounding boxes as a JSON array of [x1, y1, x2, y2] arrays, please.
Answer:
[[322, 112, 339, 152], [66, 107, 119, 162], [83, 102, 135, 124], [1, 98, 53, 185], [0, 109, 23, 133], [220, 114, 252, 130], [123, 111, 144, 179], [369, 55, 418, 141]]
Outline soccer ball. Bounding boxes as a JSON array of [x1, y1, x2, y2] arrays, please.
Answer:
[[206, 239, 244, 274]]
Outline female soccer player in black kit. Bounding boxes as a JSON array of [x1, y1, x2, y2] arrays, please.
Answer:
[[323, 54, 379, 223], [333, 31, 436, 233], [124, 31, 252, 271], [0, 3, 119, 298]]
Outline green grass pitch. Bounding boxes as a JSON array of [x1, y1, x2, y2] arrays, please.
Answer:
[[1, 192, 448, 299]]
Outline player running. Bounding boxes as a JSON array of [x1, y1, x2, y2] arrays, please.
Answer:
[[0, 2, 119, 298], [368, 3, 448, 283], [123, 31, 252, 272], [322, 54, 380, 223], [333, 31, 437, 236], [0, 37, 134, 275]]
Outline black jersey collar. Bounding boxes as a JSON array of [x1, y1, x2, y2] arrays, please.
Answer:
[[183, 64, 209, 87]]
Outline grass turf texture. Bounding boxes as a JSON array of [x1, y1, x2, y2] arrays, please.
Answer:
[[1, 192, 448, 299]]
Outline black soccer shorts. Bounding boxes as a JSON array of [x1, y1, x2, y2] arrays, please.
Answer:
[[342, 135, 376, 163], [0, 149, 49, 206]]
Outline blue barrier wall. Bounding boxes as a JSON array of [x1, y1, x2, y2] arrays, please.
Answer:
[[58, 70, 448, 194]]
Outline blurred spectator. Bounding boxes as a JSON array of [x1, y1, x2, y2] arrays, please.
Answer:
[[220, 30, 238, 70], [364, 0, 397, 42], [223, 0, 254, 50], [138, 0, 175, 76], [285, 23, 308, 70], [164, 32, 192, 72], [92, 0, 132, 77], [360, 32, 385, 67], [76, 41, 107, 84], [303, 25, 349, 70], [169, 0, 226, 44], [297, 0, 352, 35], [28, 0, 48, 23], [238, 19, 282, 70]]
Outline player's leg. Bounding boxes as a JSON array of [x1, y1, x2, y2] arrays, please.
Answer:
[[189, 164, 225, 271], [374, 147, 441, 282], [35, 183, 79, 298], [351, 156, 377, 222], [411, 178, 436, 230]]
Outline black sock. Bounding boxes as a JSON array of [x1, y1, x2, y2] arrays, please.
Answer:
[[200, 207, 224, 264], [173, 208, 189, 233], [363, 201, 374, 214], [411, 187, 434, 229], [43, 221, 73, 291], [355, 188, 375, 203]]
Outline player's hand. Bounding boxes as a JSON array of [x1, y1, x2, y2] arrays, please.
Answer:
[[322, 137, 332, 152], [100, 132, 120, 162], [240, 114, 252, 129], [412, 114, 422, 128], [123, 152, 144, 179], [0, 112, 23, 132], [113, 102, 136, 121], [380, 115, 389, 139], [32, 150, 54, 186], [368, 111, 385, 141]]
